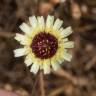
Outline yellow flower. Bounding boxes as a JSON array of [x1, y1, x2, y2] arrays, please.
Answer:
[[14, 15, 74, 74]]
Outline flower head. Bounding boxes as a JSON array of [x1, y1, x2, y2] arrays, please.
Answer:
[[14, 15, 74, 74]]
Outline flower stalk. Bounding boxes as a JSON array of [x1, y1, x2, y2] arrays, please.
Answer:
[[39, 71, 45, 96]]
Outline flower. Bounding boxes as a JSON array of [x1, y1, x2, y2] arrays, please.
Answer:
[[14, 15, 74, 74]]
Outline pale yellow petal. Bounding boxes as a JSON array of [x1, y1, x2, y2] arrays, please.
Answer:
[[24, 54, 33, 66], [14, 48, 26, 57], [54, 50, 65, 64], [37, 16, 45, 31], [15, 33, 24, 41], [43, 60, 51, 74], [53, 19, 63, 30], [29, 16, 37, 28], [59, 38, 69, 44], [30, 62, 39, 74], [64, 41, 74, 48], [57, 58, 64, 64], [60, 26, 72, 38], [51, 60, 60, 71], [19, 23, 31, 34], [59, 27, 64, 32], [15, 33, 32, 45], [62, 52, 72, 61], [46, 15, 54, 30]]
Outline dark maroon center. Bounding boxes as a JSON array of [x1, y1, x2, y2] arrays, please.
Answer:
[[31, 32, 58, 59]]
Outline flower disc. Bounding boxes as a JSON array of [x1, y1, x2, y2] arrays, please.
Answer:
[[31, 32, 58, 59]]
